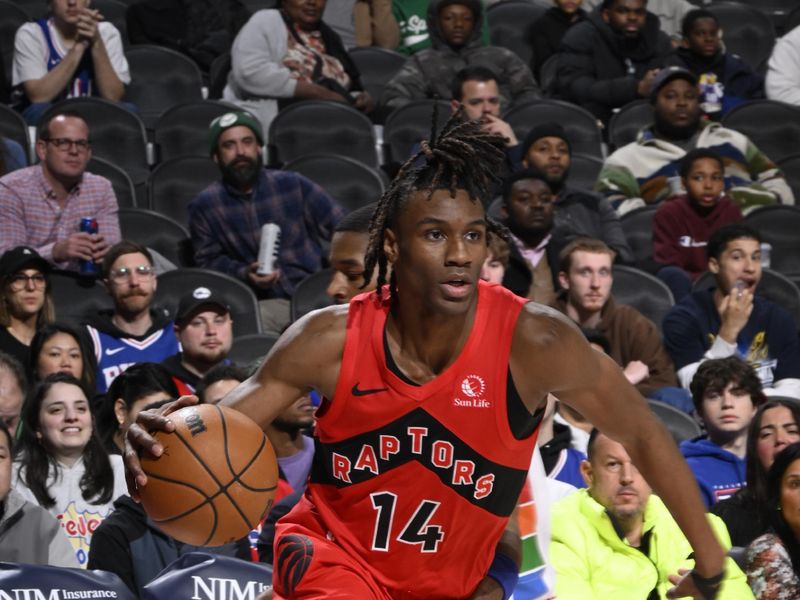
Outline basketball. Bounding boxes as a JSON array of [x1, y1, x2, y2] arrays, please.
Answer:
[[139, 403, 278, 547]]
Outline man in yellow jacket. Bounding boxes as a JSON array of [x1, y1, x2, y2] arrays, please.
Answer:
[[550, 429, 754, 599]]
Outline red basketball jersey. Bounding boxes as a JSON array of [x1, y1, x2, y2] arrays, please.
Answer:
[[304, 281, 537, 599]]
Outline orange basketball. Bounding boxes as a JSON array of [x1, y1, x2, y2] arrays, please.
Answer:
[[139, 403, 278, 546]]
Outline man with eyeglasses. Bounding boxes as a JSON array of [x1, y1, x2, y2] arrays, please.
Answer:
[[0, 111, 121, 272], [85, 241, 179, 393]]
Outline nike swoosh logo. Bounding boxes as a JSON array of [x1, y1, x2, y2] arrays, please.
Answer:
[[351, 383, 388, 396], [106, 347, 125, 356]]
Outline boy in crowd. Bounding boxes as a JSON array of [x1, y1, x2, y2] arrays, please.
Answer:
[[665, 9, 764, 119], [681, 356, 765, 507], [653, 149, 743, 300]]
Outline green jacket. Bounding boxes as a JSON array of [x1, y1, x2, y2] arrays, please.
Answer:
[[550, 489, 754, 599]]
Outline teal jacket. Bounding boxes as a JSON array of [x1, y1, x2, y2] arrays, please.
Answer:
[[550, 488, 754, 599]]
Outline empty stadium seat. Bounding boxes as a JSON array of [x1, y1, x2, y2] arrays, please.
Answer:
[[228, 332, 280, 367], [568, 153, 604, 190], [744, 205, 800, 282], [291, 268, 335, 322], [0, 102, 30, 157], [283, 154, 385, 213], [349, 47, 407, 108], [147, 155, 219, 227], [710, 2, 776, 72], [608, 100, 653, 151], [721, 100, 800, 163], [486, 0, 546, 66], [382, 99, 454, 166], [207, 51, 231, 100], [155, 268, 262, 336], [124, 45, 204, 128], [619, 205, 657, 268], [0, 1, 29, 103], [92, 0, 129, 46], [119, 207, 192, 267], [648, 399, 702, 443], [268, 101, 378, 167], [504, 100, 604, 158], [88, 156, 136, 208], [43, 98, 150, 189], [538, 54, 559, 96], [612, 265, 675, 333], [49, 270, 112, 326], [777, 153, 800, 200], [10, 0, 47, 20], [154, 100, 240, 162]]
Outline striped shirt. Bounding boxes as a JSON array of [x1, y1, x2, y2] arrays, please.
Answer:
[[0, 165, 121, 271], [188, 168, 343, 299]]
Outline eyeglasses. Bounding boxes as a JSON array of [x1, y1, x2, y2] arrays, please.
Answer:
[[108, 265, 155, 282], [42, 138, 91, 152], [7, 273, 47, 291]]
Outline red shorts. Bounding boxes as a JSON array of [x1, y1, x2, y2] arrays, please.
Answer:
[[272, 496, 392, 600]]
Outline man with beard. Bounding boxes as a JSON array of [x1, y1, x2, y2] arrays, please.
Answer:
[[549, 429, 751, 597], [519, 123, 633, 265], [556, 0, 672, 124], [161, 286, 234, 395], [85, 241, 179, 393], [597, 67, 794, 215], [188, 111, 344, 334]]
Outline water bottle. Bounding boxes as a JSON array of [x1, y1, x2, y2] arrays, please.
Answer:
[[79, 217, 98, 275]]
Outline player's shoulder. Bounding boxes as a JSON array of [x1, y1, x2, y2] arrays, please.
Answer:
[[512, 301, 587, 356], [275, 304, 349, 357]]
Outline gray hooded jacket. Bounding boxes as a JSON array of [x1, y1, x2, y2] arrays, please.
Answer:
[[382, 0, 540, 109]]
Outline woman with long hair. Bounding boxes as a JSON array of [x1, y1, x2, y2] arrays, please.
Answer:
[[712, 398, 800, 547], [28, 323, 96, 395], [12, 372, 126, 567], [0, 246, 54, 368], [745, 442, 800, 598]]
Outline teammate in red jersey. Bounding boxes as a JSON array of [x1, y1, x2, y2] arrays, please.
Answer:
[[124, 116, 727, 600]]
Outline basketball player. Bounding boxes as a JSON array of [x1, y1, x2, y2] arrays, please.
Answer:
[[125, 117, 726, 600]]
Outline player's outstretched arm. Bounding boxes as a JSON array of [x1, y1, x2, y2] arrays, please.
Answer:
[[510, 305, 727, 598], [123, 306, 347, 500]]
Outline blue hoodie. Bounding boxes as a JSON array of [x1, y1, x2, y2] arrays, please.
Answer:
[[680, 437, 746, 508]]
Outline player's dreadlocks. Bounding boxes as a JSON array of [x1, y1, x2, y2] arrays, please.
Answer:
[[363, 108, 513, 300]]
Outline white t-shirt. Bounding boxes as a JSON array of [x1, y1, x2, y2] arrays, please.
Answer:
[[12, 18, 130, 91], [12, 454, 128, 568]]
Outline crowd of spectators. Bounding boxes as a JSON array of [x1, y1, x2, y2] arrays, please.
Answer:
[[2, 0, 800, 598]]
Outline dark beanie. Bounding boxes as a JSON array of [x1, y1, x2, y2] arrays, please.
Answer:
[[520, 123, 570, 157]]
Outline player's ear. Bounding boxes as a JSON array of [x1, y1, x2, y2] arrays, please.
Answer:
[[383, 228, 399, 265], [579, 460, 593, 487]]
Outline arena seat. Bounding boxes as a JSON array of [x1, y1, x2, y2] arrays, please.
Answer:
[[43, 97, 150, 191], [382, 99, 451, 166], [155, 268, 262, 336], [290, 268, 335, 322], [608, 100, 653, 151], [788, 6, 800, 33], [744, 205, 800, 283], [709, 2, 777, 72], [0, 1, 30, 103], [228, 333, 280, 367], [619, 205, 657, 268], [208, 51, 231, 100], [268, 101, 378, 167], [721, 100, 800, 163], [538, 54, 559, 96], [777, 153, 800, 200], [283, 154, 385, 213], [49, 270, 113, 326], [119, 207, 192, 267], [92, 0, 130, 46], [611, 265, 675, 333], [9, 0, 47, 20], [124, 45, 204, 128], [504, 100, 604, 158], [88, 156, 137, 208], [568, 153, 604, 190], [147, 155, 219, 227], [153, 100, 240, 162], [486, 0, 546, 66], [350, 47, 407, 107], [694, 268, 800, 328], [0, 102, 30, 157], [648, 399, 702, 443]]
